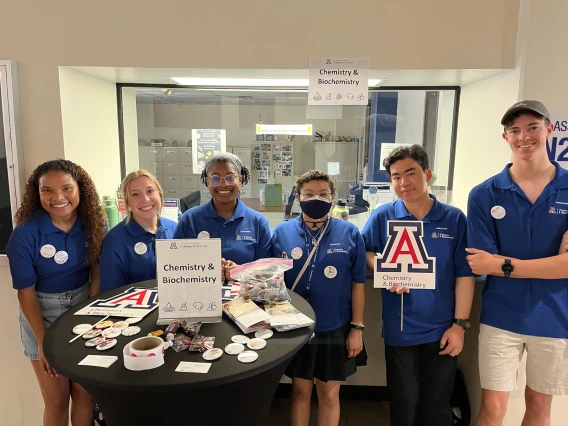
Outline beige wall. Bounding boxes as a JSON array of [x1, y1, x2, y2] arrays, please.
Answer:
[[59, 67, 121, 197]]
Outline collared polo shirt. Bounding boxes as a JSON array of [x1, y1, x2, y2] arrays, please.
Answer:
[[272, 218, 366, 333], [362, 195, 473, 346], [7, 213, 90, 293], [467, 162, 568, 338], [173, 199, 271, 265], [99, 216, 176, 291]]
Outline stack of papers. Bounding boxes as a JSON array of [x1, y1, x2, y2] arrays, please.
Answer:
[[222, 296, 271, 334], [265, 301, 314, 332]]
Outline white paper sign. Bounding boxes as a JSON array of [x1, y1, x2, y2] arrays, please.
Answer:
[[379, 143, 413, 170], [309, 58, 369, 105], [175, 362, 212, 373], [374, 221, 436, 290], [78, 355, 118, 368], [74, 288, 158, 317], [192, 129, 227, 173], [156, 239, 222, 323]]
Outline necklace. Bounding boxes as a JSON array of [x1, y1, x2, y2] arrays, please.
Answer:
[[304, 219, 327, 245]]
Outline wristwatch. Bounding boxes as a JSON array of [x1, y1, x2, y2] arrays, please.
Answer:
[[350, 322, 365, 331], [453, 318, 471, 331], [502, 259, 514, 277]]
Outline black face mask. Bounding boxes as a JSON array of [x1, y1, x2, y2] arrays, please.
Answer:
[[299, 196, 332, 220]]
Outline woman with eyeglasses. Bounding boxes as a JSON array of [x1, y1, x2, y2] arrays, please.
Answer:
[[271, 169, 367, 426], [99, 170, 177, 291], [173, 152, 271, 279]]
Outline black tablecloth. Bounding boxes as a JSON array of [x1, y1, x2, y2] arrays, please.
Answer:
[[43, 280, 315, 426]]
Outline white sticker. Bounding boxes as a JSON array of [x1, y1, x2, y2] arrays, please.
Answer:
[[291, 247, 303, 260], [324, 266, 337, 279], [491, 206, 506, 220], [198, 231, 210, 239], [40, 244, 56, 258], [134, 242, 147, 255], [54, 251, 68, 265]]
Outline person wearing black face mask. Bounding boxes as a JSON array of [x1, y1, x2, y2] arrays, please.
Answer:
[[271, 170, 367, 426]]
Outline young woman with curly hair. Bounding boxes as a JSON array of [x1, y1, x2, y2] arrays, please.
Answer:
[[7, 159, 106, 426]]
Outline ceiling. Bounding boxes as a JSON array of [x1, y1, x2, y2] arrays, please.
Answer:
[[66, 66, 510, 88]]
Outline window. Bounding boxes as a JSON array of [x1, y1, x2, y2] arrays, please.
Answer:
[[118, 85, 458, 230]]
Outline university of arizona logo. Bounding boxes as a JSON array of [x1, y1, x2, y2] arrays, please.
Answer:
[[550, 207, 557, 214], [170, 242, 178, 249], [374, 221, 436, 289]]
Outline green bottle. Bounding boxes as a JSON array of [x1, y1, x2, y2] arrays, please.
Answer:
[[102, 196, 119, 229]]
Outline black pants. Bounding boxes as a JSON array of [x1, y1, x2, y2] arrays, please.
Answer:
[[385, 341, 457, 426]]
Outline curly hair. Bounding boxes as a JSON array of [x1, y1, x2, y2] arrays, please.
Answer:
[[199, 152, 251, 186], [294, 170, 336, 197], [14, 159, 107, 264]]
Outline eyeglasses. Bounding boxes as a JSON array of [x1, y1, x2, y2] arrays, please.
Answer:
[[206, 174, 238, 186], [300, 191, 332, 198]]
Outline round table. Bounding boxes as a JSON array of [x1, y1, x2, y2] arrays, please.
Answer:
[[43, 280, 315, 426]]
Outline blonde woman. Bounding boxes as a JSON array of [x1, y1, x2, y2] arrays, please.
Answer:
[[99, 170, 176, 291]]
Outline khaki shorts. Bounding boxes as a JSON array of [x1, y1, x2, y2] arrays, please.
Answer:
[[479, 324, 568, 396]]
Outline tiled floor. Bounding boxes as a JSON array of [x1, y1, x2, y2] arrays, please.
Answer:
[[269, 398, 391, 425]]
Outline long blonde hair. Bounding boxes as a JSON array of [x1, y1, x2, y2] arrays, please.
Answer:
[[122, 169, 164, 223]]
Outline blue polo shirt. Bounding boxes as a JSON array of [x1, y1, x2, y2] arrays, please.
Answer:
[[99, 216, 176, 292], [272, 218, 366, 333], [6, 213, 90, 293], [467, 162, 568, 338], [362, 195, 473, 346], [173, 199, 271, 265]]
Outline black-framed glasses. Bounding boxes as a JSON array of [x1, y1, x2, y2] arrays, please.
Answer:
[[206, 174, 238, 187]]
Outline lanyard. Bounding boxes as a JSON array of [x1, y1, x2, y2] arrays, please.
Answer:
[[301, 219, 327, 299]]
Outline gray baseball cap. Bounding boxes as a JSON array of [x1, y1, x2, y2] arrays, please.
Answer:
[[501, 100, 551, 125]]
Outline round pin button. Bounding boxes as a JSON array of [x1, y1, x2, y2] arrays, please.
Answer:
[[291, 247, 303, 260], [202, 348, 223, 361], [198, 231, 210, 239], [255, 329, 273, 340], [247, 338, 267, 350], [324, 266, 337, 279], [121, 326, 141, 337], [40, 244, 56, 258], [73, 324, 92, 335], [54, 251, 68, 265], [102, 328, 121, 338], [225, 343, 245, 355], [134, 242, 147, 255], [237, 350, 259, 363], [85, 336, 106, 347], [82, 329, 102, 339], [125, 317, 142, 325], [96, 338, 117, 351], [231, 335, 250, 344], [95, 320, 114, 329], [491, 205, 506, 220], [111, 321, 129, 330]]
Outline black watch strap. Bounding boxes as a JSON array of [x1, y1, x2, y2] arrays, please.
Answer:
[[350, 322, 365, 331], [453, 318, 471, 331]]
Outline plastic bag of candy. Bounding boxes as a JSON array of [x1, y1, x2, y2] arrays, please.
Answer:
[[231, 258, 293, 303]]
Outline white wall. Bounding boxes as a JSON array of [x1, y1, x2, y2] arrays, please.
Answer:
[[433, 90, 455, 191], [122, 88, 140, 174], [59, 67, 121, 197], [452, 69, 520, 212]]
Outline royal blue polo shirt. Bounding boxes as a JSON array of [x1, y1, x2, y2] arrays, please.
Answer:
[[467, 162, 568, 338], [272, 218, 366, 333], [173, 199, 271, 265], [99, 216, 176, 292], [362, 195, 473, 347], [6, 213, 90, 293]]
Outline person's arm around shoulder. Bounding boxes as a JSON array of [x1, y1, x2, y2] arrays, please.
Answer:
[[254, 215, 272, 260], [361, 208, 382, 271], [99, 234, 129, 292]]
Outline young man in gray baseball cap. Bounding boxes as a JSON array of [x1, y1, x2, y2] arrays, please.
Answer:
[[466, 100, 568, 425]]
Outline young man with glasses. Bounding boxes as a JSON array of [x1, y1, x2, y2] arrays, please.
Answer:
[[466, 100, 568, 426], [174, 152, 272, 279], [362, 144, 474, 426]]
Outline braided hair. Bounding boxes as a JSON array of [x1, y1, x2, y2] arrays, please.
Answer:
[[199, 152, 250, 186], [14, 159, 107, 264]]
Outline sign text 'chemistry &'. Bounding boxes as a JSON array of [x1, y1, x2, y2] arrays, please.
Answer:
[[161, 262, 217, 284], [317, 69, 361, 86]]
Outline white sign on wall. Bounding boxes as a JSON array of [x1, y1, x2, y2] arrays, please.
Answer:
[[309, 58, 369, 106], [547, 112, 568, 170], [256, 124, 313, 135], [156, 239, 222, 323]]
